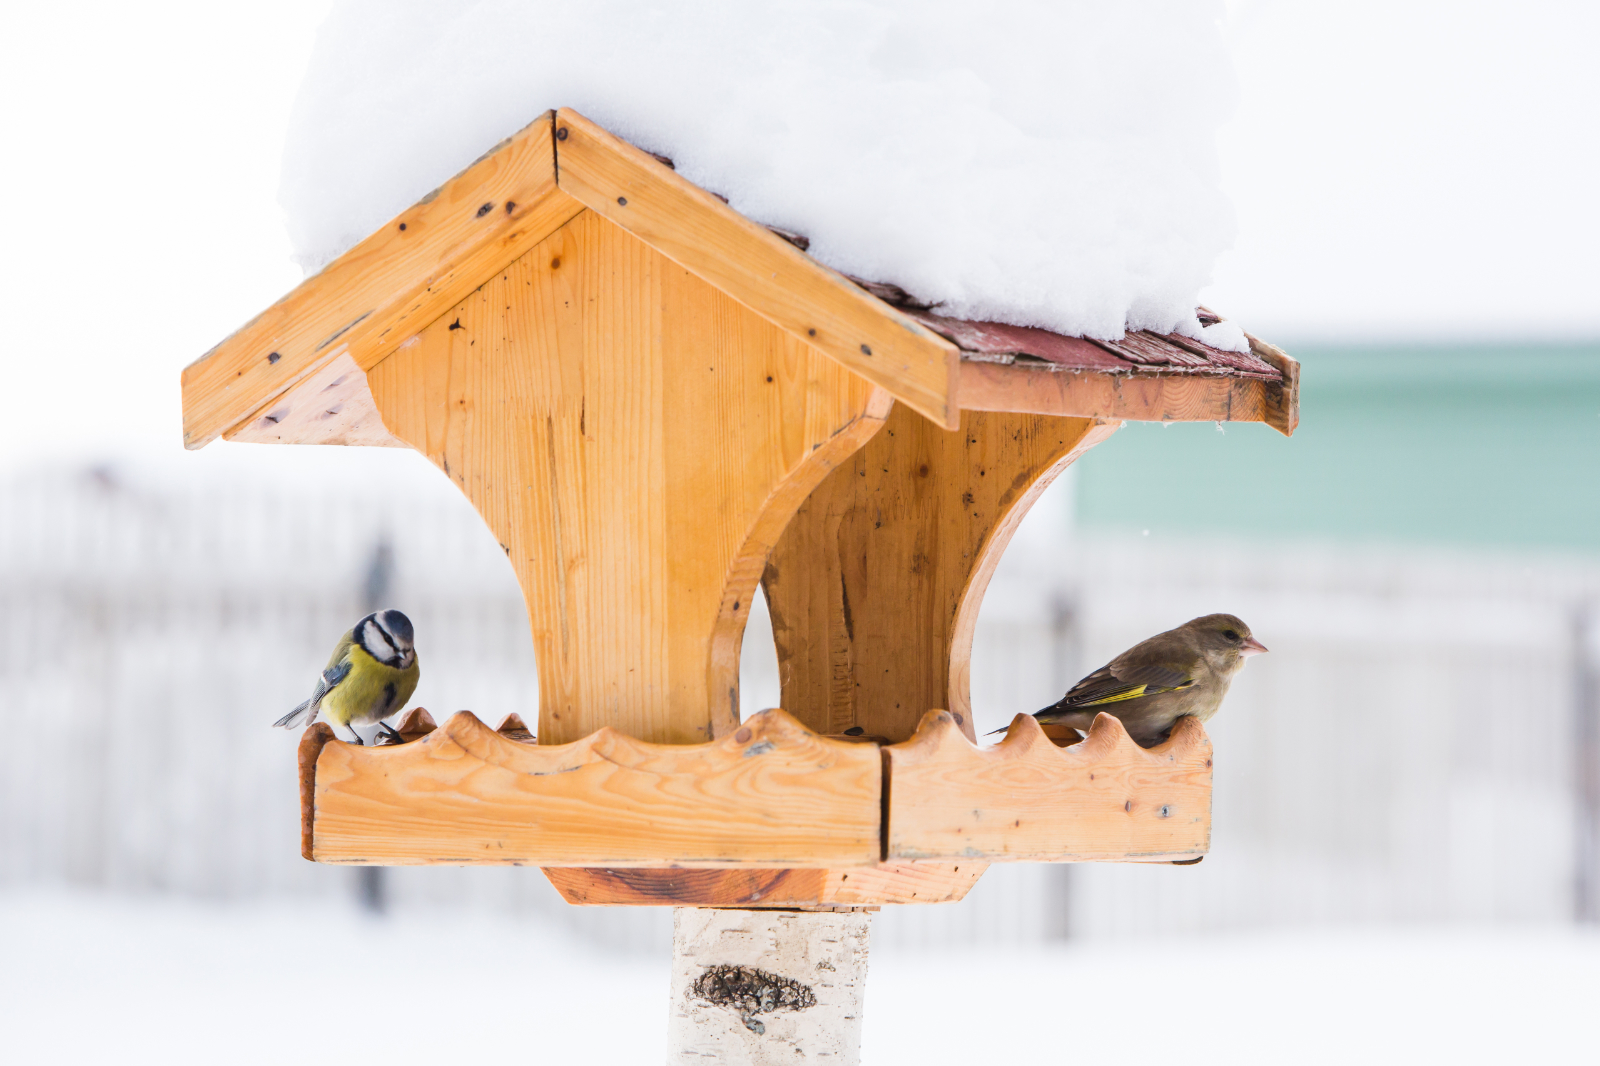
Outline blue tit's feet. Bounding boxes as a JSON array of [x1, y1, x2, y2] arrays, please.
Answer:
[[375, 721, 405, 745]]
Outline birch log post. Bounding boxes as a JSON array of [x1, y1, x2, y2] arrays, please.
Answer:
[[669, 908, 872, 1065]]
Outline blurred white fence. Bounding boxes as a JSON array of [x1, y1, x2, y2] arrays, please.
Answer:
[[3, 463, 1598, 952]]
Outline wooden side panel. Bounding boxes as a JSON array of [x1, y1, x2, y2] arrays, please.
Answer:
[[183, 114, 585, 449], [543, 862, 986, 908], [1248, 334, 1301, 437], [310, 709, 881, 867], [553, 109, 961, 430], [885, 711, 1212, 862], [763, 406, 1114, 744], [367, 210, 890, 744]]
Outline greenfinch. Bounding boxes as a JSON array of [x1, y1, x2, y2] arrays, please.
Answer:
[[1022, 613, 1266, 747], [274, 609, 420, 745]]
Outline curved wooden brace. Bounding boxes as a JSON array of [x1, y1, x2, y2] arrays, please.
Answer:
[[884, 709, 1212, 862], [762, 405, 1118, 743], [365, 208, 891, 744]]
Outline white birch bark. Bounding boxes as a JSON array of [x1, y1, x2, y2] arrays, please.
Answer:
[[668, 908, 873, 1064]]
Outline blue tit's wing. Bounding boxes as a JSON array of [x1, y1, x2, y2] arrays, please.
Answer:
[[314, 659, 353, 701], [272, 644, 355, 729]]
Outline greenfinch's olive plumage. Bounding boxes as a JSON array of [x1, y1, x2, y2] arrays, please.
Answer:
[[274, 609, 420, 744], [1027, 613, 1266, 748]]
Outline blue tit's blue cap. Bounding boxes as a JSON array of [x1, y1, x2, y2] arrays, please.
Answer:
[[377, 609, 414, 646]]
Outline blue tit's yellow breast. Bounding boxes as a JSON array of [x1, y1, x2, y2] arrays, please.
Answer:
[[321, 643, 420, 727]]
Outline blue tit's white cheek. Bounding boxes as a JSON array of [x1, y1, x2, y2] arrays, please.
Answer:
[[361, 619, 398, 663]]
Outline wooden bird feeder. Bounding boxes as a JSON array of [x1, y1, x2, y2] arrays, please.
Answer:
[[183, 109, 1297, 912]]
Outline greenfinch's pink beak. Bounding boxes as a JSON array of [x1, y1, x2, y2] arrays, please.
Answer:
[[1241, 637, 1268, 656]]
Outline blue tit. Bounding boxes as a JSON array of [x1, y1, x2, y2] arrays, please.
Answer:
[[274, 609, 420, 745], [996, 613, 1267, 748]]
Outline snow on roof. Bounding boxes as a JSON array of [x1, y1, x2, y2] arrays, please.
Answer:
[[281, 1, 1246, 352]]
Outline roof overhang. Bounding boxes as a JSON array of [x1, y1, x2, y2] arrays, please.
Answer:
[[182, 108, 1297, 448]]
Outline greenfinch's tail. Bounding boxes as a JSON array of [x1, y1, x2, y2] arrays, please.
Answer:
[[985, 704, 1066, 736]]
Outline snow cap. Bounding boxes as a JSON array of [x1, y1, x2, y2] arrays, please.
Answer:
[[280, 0, 1245, 350]]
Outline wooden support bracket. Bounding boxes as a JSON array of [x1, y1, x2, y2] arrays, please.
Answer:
[[764, 406, 1118, 743], [365, 209, 892, 746]]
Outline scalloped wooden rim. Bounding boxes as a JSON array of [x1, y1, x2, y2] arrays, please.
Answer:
[[304, 706, 883, 868], [300, 704, 1212, 870]]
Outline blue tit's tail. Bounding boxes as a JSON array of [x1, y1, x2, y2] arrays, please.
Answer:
[[273, 699, 316, 729]]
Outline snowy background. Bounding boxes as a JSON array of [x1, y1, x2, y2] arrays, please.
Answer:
[[2, 2, 1599, 1063]]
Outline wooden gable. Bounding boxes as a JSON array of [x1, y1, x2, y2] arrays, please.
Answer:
[[183, 109, 960, 449]]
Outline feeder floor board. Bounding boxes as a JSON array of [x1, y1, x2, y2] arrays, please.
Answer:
[[296, 703, 1212, 888], [884, 709, 1212, 863], [301, 708, 880, 867]]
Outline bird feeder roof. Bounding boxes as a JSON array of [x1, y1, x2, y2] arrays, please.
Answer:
[[182, 108, 1297, 449]]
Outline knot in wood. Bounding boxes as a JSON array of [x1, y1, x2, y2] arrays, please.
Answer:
[[690, 965, 816, 1034]]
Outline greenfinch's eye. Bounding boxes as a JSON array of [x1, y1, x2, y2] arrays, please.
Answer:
[[1223, 629, 1240, 641]]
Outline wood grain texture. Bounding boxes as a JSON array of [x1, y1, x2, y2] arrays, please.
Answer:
[[368, 209, 890, 745], [763, 406, 1114, 744], [553, 109, 961, 430], [544, 861, 985, 907], [182, 113, 583, 449], [309, 708, 880, 867], [885, 710, 1212, 862], [960, 361, 1275, 426], [224, 352, 406, 447], [297, 723, 335, 861], [1248, 333, 1301, 437]]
